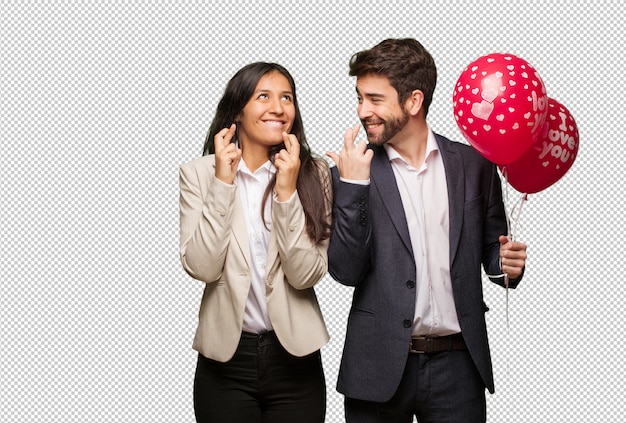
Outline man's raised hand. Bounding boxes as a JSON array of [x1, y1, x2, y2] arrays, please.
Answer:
[[326, 124, 373, 181]]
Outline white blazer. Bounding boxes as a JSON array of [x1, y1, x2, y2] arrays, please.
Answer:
[[179, 155, 331, 361]]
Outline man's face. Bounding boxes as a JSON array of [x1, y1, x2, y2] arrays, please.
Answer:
[[355, 73, 409, 146]]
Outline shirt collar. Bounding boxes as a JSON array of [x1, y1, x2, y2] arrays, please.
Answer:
[[384, 127, 439, 166], [238, 159, 276, 176]]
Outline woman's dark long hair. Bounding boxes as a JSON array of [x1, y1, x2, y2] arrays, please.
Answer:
[[203, 62, 332, 243]]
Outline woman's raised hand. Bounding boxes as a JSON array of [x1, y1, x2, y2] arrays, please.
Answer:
[[274, 132, 301, 202], [214, 124, 242, 184]]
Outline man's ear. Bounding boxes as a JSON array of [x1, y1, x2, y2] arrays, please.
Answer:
[[405, 90, 424, 116]]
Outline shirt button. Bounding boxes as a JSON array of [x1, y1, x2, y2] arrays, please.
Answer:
[[403, 319, 412, 328]]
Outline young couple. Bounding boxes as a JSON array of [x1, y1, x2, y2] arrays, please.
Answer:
[[179, 38, 528, 423]]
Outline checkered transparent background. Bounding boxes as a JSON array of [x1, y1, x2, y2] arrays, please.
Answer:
[[2, 1, 624, 422]]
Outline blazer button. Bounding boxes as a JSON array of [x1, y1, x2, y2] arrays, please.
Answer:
[[403, 319, 411, 328], [406, 280, 415, 289]]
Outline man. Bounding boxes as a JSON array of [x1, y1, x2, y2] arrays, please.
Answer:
[[326, 38, 528, 422]]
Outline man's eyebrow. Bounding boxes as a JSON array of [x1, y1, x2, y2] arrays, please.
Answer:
[[355, 87, 385, 98]]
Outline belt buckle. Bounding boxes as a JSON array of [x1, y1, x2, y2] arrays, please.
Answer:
[[410, 336, 433, 354]]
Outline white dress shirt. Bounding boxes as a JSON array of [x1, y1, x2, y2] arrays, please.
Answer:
[[236, 159, 275, 334], [384, 129, 461, 337]]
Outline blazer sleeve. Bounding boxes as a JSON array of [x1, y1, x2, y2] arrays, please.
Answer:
[[271, 159, 332, 290], [179, 160, 237, 283], [327, 166, 373, 286]]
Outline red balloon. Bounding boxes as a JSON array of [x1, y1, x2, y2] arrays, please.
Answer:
[[499, 98, 579, 194], [453, 53, 548, 164]]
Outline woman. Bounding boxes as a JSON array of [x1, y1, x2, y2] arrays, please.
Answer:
[[179, 62, 333, 422]]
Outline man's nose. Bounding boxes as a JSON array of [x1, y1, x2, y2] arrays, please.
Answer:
[[357, 100, 376, 120]]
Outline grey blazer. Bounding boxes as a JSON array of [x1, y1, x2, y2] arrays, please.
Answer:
[[328, 133, 522, 402], [179, 155, 331, 361]]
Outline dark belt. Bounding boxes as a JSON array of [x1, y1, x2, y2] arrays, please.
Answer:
[[409, 333, 466, 354]]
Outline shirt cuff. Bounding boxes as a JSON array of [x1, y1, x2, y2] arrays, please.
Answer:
[[339, 177, 370, 186]]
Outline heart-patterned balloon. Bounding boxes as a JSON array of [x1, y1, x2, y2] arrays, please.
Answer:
[[499, 98, 579, 194], [453, 53, 548, 164]]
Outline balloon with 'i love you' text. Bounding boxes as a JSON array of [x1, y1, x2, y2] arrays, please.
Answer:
[[499, 98, 579, 194], [453, 53, 548, 165]]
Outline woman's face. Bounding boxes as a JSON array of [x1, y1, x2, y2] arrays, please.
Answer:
[[237, 72, 296, 150]]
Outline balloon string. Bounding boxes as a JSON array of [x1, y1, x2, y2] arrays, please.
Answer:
[[486, 168, 528, 380], [502, 187, 528, 335]]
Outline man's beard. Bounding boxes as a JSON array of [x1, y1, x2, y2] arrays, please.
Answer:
[[363, 111, 409, 146]]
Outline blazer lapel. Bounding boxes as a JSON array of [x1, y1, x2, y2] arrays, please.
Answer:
[[207, 159, 252, 271], [266, 220, 279, 280], [436, 135, 464, 267], [370, 146, 414, 256], [231, 189, 253, 270]]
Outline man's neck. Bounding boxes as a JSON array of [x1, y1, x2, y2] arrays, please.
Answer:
[[387, 122, 429, 168]]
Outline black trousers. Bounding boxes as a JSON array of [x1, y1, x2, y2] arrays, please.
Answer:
[[345, 350, 486, 423], [194, 331, 326, 423]]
